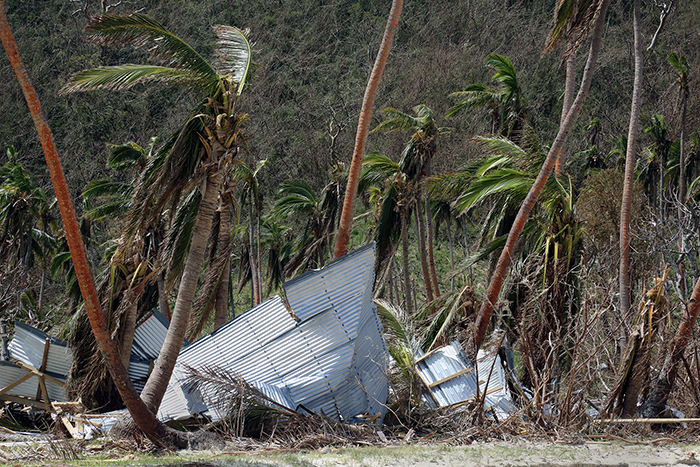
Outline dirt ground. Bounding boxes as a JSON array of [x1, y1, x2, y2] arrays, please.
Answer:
[[2, 433, 700, 466], [282, 441, 700, 467]]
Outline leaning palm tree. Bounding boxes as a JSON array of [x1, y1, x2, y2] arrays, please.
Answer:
[[473, 0, 611, 353], [1, 3, 175, 446], [669, 53, 690, 203], [61, 13, 252, 415], [373, 105, 444, 300], [334, 0, 404, 259]]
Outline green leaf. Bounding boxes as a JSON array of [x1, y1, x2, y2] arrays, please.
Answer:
[[60, 65, 213, 94], [84, 13, 217, 79], [213, 25, 253, 96]]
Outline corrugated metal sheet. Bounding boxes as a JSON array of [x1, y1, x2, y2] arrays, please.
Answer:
[[416, 342, 514, 419], [8, 322, 72, 380], [131, 309, 171, 361], [0, 322, 71, 404], [158, 242, 389, 424], [0, 361, 68, 402]]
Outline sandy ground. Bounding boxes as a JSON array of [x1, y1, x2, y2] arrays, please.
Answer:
[[271, 440, 700, 467]]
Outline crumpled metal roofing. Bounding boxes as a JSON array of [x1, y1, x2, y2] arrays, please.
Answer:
[[158, 242, 389, 423], [1, 322, 71, 403], [0, 309, 171, 405], [416, 341, 514, 419]]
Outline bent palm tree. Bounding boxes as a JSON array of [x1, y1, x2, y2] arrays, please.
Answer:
[[473, 0, 611, 352], [334, 0, 404, 259], [1, 2, 174, 446], [62, 13, 252, 414], [447, 55, 524, 140]]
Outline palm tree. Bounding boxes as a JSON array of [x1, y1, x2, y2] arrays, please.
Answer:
[[61, 13, 252, 415], [234, 158, 265, 306], [0, 147, 57, 320], [543, 0, 606, 176], [334, 0, 404, 259], [274, 177, 341, 277], [361, 152, 415, 313], [1, 3, 173, 446], [473, 0, 611, 352], [373, 105, 443, 300], [669, 53, 690, 204], [447, 55, 524, 141], [619, 0, 644, 334]]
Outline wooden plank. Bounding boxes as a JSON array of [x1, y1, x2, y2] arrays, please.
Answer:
[[0, 371, 34, 396], [36, 338, 50, 402], [415, 369, 440, 406], [0, 394, 46, 409], [15, 361, 66, 387], [597, 418, 700, 424], [428, 368, 473, 388]]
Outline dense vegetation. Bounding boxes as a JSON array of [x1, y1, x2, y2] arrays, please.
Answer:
[[2, 0, 700, 443]]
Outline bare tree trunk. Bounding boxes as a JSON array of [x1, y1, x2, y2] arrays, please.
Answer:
[[401, 208, 413, 315], [554, 54, 576, 177], [425, 196, 440, 297], [473, 0, 611, 351], [334, 0, 404, 259], [415, 193, 433, 302], [214, 205, 231, 329], [0, 3, 177, 446], [248, 194, 261, 306], [119, 302, 138, 372], [140, 167, 223, 413], [619, 0, 643, 343]]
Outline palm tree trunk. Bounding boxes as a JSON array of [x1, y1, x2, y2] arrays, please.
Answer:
[[334, 0, 404, 259], [619, 0, 643, 337], [679, 92, 688, 204], [119, 301, 138, 372], [554, 54, 576, 177], [448, 218, 455, 291], [157, 272, 171, 320], [415, 194, 434, 302], [636, 273, 700, 418], [140, 167, 223, 413], [401, 207, 413, 315], [248, 194, 261, 306], [473, 0, 611, 351], [214, 205, 231, 329], [0, 3, 176, 446], [425, 196, 440, 297]]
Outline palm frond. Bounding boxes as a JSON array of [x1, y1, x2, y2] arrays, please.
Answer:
[[84, 13, 217, 78], [60, 65, 212, 94], [213, 25, 252, 96], [106, 141, 147, 171], [474, 135, 527, 158], [453, 169, 534, 213], [372, 107, 420, 133]]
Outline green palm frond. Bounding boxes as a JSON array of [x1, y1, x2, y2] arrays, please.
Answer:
[[164, 188, 201, 287], [453, 169, 534, 213], [61, 65, 212, 94], [106, 141, 147, 171], [84, 13, 217, 78], [487, 54, 519, 94], [360, 153, 400, 186], [446, 84, 501, 118], [375, 299, 412, 348], [372, 107, 421, 133], [213, 25, 252, 96], [474, 136, 527, 158]]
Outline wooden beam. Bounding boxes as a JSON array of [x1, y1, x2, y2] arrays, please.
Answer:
[[428, 367, 473, 388], [0, 371, 34, 396], [597, 418, 700, 424], [15, 361, 66, 387]]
